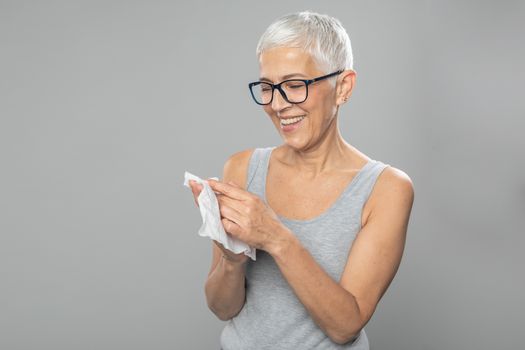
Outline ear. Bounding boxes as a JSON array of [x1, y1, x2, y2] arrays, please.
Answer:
[[336, 69, 356, 106]]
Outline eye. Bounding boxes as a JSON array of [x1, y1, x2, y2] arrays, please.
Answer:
[[284, 81, 305, 89]]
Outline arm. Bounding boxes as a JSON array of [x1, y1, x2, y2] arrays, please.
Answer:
[[205, 251, 247, 321], [266, 167, 415, 344], [204, 148, 255, 321]]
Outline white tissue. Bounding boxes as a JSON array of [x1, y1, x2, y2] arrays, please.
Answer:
[[183, 171, 256, 261]]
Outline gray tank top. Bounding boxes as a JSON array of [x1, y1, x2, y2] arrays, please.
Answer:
[[220, 146, 391, 350]]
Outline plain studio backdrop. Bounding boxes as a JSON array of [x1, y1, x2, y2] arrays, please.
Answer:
[[1, 1, 524, 349]]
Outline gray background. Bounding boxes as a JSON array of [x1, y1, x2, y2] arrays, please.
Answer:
[[1, 1, 524, 349]]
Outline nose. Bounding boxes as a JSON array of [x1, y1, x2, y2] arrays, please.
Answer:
[[270, 87, 292, 111]]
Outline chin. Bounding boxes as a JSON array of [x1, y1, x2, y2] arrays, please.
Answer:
[[282, 137, 306, 149]]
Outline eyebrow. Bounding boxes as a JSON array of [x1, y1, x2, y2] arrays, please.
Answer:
[[259, 73, 308, 82]]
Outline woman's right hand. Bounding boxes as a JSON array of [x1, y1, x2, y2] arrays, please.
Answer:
[[188, 179, 249, 265]]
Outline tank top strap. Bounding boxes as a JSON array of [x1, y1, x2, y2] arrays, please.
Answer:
[[246, 146, 274, 197], [349, 159, 391, 201]]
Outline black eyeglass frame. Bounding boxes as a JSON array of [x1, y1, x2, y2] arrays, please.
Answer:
[[248, 69, 344, 105]]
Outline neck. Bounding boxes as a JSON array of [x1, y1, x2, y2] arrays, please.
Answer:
[[280, 116, 358, 177]]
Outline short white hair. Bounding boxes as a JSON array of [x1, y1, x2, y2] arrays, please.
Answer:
[[256, 10, 354, 81]]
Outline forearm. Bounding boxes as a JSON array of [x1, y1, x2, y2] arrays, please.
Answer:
[[267, 228, 362, 344], [204, 256, 247, 321]]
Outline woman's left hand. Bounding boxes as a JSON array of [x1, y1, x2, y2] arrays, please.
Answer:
[[207, 178, 287, 252]]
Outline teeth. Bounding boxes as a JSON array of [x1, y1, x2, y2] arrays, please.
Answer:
[[280, 115, 305, 125]]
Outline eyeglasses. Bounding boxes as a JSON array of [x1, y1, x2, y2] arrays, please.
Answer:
[[248, 70, 343, 105]]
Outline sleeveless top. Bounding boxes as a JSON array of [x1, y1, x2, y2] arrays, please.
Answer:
[[220, 146, 391, 350]]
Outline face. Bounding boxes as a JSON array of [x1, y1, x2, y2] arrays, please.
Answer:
[[258, 46, 354, 150]]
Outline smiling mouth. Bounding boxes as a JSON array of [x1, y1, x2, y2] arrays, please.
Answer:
[[279, 115, 306, 126]]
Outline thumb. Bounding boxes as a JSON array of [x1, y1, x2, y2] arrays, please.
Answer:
[[228, 180, 240, 187]]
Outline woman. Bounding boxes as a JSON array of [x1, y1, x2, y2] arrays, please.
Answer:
[[188, 10, 414, 350]]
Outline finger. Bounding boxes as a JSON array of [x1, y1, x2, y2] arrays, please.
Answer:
[[221, 217, 241, 238], [217, 197, 246, 227], [190, 182, 200, 197], [189, 181, 203, 207], [192, 191, 200, 207], [188, 180, 196, 191], [207, 179, 248, 200], [218, 194, 247, 217], [204, 178, 221, 195]]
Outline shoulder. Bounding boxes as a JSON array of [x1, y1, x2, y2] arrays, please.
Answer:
[[372, 164, 415, 212], [364, 164, 415, 224], [221, 148, 257, 190], [377, 165, 414, 195]]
